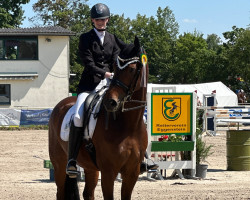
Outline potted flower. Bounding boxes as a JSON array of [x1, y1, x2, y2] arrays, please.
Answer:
[[158, 135, 169, 142], [195, 110, 214, 178]]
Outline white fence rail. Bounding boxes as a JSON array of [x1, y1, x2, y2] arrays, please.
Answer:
[[198, 105, 250, 134]]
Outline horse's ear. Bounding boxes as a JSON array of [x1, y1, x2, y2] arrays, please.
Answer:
[[134, 36, 140, 48], [134, 36, 141, 55]]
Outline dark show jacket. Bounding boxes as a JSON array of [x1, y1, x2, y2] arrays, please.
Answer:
[[77, 29, 120, 94]]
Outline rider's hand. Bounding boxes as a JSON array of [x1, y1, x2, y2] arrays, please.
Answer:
[[105, 72, 114, 79]]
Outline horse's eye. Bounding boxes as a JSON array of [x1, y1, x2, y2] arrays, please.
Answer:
[[130, 68, 135, 73]]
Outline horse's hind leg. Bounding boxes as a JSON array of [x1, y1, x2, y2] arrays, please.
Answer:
[[51, 155, 68, 199], [54, 163, 67, 200], [83, 169, 99, 200], [49, 132, 67, 200], [51, 141, 80, 200]]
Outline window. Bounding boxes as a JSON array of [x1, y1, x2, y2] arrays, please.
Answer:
[[0, 40, 3, 58], [0, 36, 38, 60], [0, 84, 11, 105]]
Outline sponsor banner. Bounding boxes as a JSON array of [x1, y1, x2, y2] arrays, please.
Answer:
[[151, 93, 193, 135], [20, 109, 53, 125], [0, 109, 21, 126], [229, 109, 250, 117]]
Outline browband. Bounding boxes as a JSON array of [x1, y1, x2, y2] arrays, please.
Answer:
[[116, 56, 140, 70]]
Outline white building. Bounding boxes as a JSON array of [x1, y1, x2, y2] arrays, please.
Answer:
[[0, 26, 75, 109]]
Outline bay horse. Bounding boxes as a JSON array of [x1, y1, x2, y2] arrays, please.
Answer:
[[48, 36, 148, 200]]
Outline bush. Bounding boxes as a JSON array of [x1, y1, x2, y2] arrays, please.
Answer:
[[196, 110, 214, 165]]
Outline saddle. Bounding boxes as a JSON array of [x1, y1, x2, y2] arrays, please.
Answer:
[[82, 86, 106, 139], [82, 87, 107, 167]]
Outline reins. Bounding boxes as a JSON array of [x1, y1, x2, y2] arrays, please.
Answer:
[[121, 99, 147, 112]]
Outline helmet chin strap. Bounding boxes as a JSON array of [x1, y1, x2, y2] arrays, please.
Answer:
[[92, 23, 107, 32], [96, 28, 106, 31]]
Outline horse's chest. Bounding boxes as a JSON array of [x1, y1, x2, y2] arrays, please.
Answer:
[[118, 140, 140, 157]]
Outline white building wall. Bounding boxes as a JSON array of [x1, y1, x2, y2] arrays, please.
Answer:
[[0, 35, 70, 108]]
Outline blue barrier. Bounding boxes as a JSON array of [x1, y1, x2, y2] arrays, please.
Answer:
[[1, 107, 147, 126], [20, 109, 53, 125]]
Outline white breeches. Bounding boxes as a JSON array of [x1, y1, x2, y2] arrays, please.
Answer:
[[73, 78, 110, 127]]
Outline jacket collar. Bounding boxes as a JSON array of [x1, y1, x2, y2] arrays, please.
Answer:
[[91, 29, 110, 46]]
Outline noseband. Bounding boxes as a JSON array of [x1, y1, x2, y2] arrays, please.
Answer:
[[110, 56, 146, 112]]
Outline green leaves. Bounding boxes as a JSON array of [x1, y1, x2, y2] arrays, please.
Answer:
[[0, 0, 30, 28], [130, 7, 178, 84], [30, 0, 90, 28]]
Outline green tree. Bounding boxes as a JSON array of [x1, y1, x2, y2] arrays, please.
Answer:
[[0, 0, 30, 28], [223, 26, 245, 46], [206, 34, 221, 51], [172, 32, 208, 84], [228, 29, 250, 92], [108, 14, 132, 43], [130, 7, 179, 83], [30, 0, 89, 28], [156, 7, 179, 40], [222, 26, 250, 92], [233, 30, 250, 83], [199, 34, 229, 84]]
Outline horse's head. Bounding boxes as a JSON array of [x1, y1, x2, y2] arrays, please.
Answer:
[[103, 36, 148, 112]]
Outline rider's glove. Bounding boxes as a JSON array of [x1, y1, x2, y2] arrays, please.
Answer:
[[110, 73, 114, 79]]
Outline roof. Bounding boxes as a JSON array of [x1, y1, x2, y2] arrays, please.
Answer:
[[0, 26, 75, 36]]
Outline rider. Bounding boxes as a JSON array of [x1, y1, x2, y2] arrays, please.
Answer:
[[66, 3, 158, 177]]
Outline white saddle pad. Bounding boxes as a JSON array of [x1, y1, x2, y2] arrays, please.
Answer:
[[60, 96, 103, 141]]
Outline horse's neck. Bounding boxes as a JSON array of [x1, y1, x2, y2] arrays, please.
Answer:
[[132, 87, 146, 104]]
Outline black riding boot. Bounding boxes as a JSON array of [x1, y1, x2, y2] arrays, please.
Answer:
[[140, 152, 159, 174], [66, 123, 83, 178]]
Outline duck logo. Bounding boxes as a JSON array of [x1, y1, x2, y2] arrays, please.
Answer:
[[162, 98, 181, 121]]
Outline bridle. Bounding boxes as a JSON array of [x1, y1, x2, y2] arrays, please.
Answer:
[[110, 54, 147, 112]]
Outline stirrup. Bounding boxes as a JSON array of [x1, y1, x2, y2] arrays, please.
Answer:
[[66, 159, 78, 178]]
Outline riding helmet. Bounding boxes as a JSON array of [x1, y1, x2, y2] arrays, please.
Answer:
[[91, 3, 110, 19]]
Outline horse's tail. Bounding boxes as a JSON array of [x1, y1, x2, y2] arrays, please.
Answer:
[[64, 175, 80, 200]]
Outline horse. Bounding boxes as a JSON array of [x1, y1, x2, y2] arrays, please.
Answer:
[[48, 36, 148, 200]]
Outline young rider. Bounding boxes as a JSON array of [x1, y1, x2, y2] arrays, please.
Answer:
[[66, 3, 158, 177]]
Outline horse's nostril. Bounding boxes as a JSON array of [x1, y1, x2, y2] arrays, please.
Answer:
[[109, 99, 117, 108]]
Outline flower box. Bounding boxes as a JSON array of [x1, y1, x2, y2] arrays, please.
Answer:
[[151, 141, 194, 151]]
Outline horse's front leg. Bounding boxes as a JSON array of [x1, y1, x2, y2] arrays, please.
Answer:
[[100, 169, 118, 200], [120, 164, 140, 200], [83, 169, 99, 200]]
